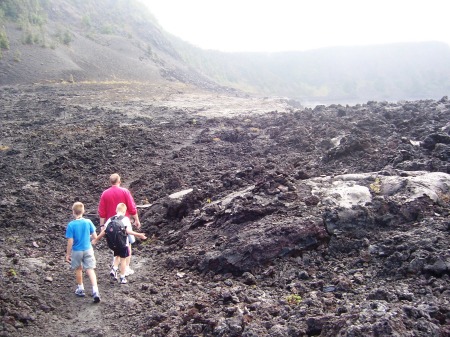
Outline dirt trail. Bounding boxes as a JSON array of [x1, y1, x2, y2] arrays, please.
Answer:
[[42, 247, 154, 337]]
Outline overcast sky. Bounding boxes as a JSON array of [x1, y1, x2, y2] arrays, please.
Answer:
[[138, 0, 450, 53]]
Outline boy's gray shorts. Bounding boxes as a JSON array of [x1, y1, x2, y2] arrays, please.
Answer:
[[71, 248, 96, 270]]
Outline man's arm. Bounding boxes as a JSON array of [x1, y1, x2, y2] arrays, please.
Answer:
[[98, 191, 107, 229], [130, 213, 141, 230], [125, 190, 141, 229], [66, 238, 73, 263], [99, 217, 106, 230]]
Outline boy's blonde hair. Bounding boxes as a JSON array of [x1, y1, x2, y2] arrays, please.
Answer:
[[72, 202, 85, 216], [116, 202, 127, 213]]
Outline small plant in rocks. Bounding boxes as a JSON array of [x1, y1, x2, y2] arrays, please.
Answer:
[[286, 294, 302, 305]]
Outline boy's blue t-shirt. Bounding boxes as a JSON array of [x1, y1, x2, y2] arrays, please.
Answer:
[[65, 218, 96, 251]]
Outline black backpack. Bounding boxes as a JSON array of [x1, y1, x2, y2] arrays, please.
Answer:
[[105, 215, 127, 251]]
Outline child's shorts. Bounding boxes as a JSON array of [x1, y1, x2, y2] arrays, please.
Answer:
[[71, 248, 96, 270], [113, 245, 130, 258]]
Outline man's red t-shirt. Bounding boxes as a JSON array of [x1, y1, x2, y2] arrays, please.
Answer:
[[98, 185, 137, 220]]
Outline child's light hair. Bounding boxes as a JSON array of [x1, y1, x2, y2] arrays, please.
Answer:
[[72, 202, 85, 216], [116, 202, 127, 213]]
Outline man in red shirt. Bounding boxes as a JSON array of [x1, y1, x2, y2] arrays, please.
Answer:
[[98, 173, 141, 277]]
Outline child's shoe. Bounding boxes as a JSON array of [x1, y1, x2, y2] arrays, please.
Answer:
[[93, 292, 101, 303], [125, 267, 135, 276], [75, 288, 86, 297], [120, 276, 127, 284], [110, 268, 118, 280]]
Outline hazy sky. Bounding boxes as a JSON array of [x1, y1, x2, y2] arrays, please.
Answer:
[[138, 0, 450, 53]]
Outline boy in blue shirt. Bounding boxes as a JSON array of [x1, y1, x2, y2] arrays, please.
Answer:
[[65, 202, 101, 303]]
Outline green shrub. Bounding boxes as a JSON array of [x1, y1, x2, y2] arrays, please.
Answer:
[[369, 177, 381, 194], [23, 29, 33, 44], [40, 28, 47, 47], [29, 12, 45, 27], [0, 30, 9, 49], [82, 15, 91, 28], [286, 294, 302, 305], [100, 24, 113, 35], [54, 28, 73, 46], [62, 30, 72, 45], [33, 31, 40, 44], [13, 49, 21, 62]]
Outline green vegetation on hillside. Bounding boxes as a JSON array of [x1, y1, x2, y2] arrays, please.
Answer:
[[0, 33, 7, 59], [64, 0, 159, 38], [0, 29, 9, 49], [0, 0, 47, 28], [0, 0, 162, 52], [0, 5, 9, 58], [0, 0, 48, 47]]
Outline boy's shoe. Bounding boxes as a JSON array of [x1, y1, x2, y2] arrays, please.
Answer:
[[110, 268, 118, 280], [125, 267, 135, 276], [75, 288, 86, 297], [93, 292, 101, 303], [120, 277, 127, 284]]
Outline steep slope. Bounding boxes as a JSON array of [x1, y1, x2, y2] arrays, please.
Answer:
[[0, 0, 217, 89]]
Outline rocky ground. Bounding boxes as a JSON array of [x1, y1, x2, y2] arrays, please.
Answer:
[[0, 82, 449, 337]]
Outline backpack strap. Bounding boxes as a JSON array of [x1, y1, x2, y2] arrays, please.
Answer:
[[114, 215, 126, 233]]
